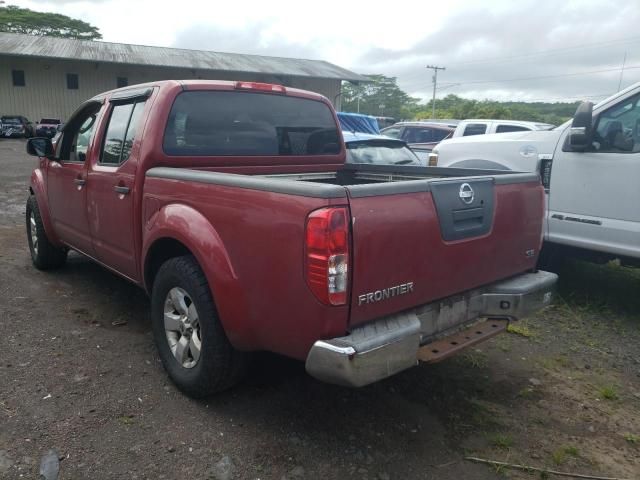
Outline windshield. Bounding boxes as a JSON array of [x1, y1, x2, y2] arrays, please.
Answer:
[[346, 140, 420, 166], [2, 118, 20, 125], [40, 118, 60, 124]]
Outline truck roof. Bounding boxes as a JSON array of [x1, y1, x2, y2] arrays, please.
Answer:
[[91, 79, 330, 104], [458, 119, 554, 129]]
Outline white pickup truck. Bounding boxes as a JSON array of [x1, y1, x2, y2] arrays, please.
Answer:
[[451, 119, 555, 138], [429, 82, 640, 267]]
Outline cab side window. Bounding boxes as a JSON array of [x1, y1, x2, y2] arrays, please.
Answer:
[[382, 127, 401, 138], [101, 101, 146, 165], [58, 102, 103, 163], [463, 123, 487, 136], [593, 94, 640, 153], [72, 114, 98, 162]]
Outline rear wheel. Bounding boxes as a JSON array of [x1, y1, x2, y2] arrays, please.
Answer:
[[26, 196, 67, 270], [151, 255, 248, 397]]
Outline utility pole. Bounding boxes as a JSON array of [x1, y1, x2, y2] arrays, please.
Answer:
[[426, 65, 446, 119], [618, 51, 627, 91]]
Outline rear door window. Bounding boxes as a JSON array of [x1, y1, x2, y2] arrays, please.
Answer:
[[404, 127, 434, 143], [463, 123, 487, 136], [431, 128, 451, 141], [163, 91, 340, 156], [101, 101, 146, 165]]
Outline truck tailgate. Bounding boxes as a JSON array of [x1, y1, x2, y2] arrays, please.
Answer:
[[347, 175, 543, 327]]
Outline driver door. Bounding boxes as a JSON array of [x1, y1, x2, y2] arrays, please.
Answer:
[[47, 103, 103, 256], [548, 93, 640, 257]]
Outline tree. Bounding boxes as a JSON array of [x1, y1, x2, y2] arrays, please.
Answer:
[[341, 75, 420, 120], [0, 5, 102, 40], [411, 94, 577, 125]]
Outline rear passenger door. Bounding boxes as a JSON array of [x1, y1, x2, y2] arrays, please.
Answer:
[[86, 91, 150, 281]]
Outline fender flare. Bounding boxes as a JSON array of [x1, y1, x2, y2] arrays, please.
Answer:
[[142, 203, 251, 348], [29, 169, 63, 247]]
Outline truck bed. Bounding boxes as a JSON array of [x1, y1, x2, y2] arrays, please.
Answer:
[[145, 163, 543, 353]]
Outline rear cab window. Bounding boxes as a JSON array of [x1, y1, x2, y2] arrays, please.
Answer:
[[163, 91, 340, 156], [346, 141, 420, 165]]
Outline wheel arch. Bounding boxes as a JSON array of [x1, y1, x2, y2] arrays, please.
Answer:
[[29, 169, 62, 246], [142, 204, 250, 348]]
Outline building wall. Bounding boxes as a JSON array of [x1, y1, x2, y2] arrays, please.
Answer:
[[0, 55, 342, 121]]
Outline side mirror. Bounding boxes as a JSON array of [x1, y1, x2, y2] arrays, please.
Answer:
[[26, 137, 54, 158], [569, 101, 593, 152]]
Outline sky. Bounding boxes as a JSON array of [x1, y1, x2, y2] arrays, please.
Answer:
[[13, 0, 640, 104]]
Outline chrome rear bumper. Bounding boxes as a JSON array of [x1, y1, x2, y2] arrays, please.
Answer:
[[305, 270, 557, 387]]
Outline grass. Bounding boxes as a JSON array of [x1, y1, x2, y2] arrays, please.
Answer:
[[507, 322, 534, 338], [598, 386, 619, 400], [624, 433, 639, 444], [552, 445, 579, 465], [517, 387, 534, 398], [459, 350, 488, 369], [118, 415, 135, 425], [488, 433, 513, 449], [556, 260, 640, 320], [539, 355, 570, 371]]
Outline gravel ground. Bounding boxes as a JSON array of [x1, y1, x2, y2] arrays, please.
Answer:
[[1, 138, 638, 480]]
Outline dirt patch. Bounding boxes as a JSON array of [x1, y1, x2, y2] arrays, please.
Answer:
[[0, 139, 638, 479]]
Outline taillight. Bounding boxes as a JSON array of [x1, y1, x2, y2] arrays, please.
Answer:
[[235, 81, 286, 94], [428, 152, 439, 166], [305, 207, 350, 306]]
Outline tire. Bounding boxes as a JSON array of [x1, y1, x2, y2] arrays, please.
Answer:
[[26, 196, 67, 270], [151, 255, 249, 397]]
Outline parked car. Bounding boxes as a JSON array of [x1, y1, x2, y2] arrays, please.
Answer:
[[429, 81, 640, 268], [1, 115, 35, 138], [343, 131, 421, 166], [24, 80, 556, 397], [381, 121, 455, 150], [36, 118, 62, 138], [451, 119, 555, 138]]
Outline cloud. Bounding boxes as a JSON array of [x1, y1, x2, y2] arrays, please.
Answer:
[[351, 1, 640, 102], [14, 0, 640, 103], [172, 22, 323, 60]]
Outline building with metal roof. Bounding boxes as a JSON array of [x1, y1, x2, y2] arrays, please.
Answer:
[[0, 32, 366, 122]]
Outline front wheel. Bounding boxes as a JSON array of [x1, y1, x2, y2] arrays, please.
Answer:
[[151, 255, 249, 397], [26, 196, 67, 270]]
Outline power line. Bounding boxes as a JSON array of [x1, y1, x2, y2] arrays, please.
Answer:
[[395, 35, 640, 82], [400, 64, 640, 90], [445, 35, 640, 67]]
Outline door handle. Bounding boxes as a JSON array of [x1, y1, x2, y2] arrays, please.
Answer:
[[74, 178, 86, 186], [114, 185, 130, 195]]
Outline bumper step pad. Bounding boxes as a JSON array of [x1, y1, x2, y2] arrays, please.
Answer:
[[417, 319, 508, 363]]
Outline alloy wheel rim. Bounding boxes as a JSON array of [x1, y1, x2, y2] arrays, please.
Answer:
[[163, 287, 202, 369], [29, 212, 38, 256]]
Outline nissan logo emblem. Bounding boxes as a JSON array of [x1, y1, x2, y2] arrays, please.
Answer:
[[459, 183, 474, 204]]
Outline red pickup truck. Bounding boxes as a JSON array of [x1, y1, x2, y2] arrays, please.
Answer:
[[25, 80, 556, 397]]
